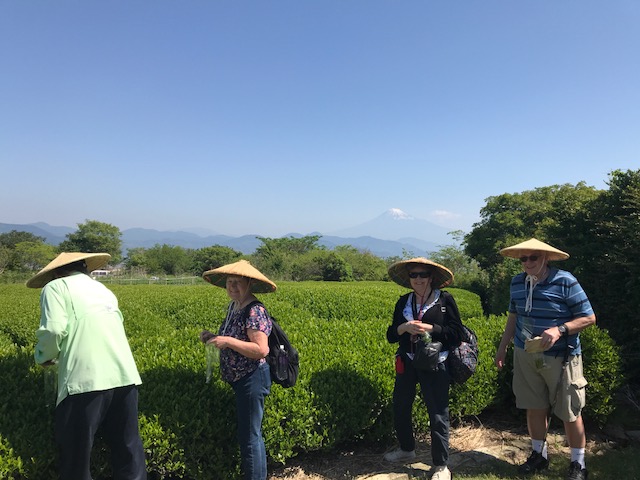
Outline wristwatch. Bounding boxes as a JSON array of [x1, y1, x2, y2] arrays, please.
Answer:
[[558, 324, 569, 337]]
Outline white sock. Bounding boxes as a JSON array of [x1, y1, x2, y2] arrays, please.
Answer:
[[571, 448, 585, 469], [532, 439, 547, 458]]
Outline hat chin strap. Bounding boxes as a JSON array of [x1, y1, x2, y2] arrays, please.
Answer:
[[413, 282, 432, 307], [524, 253, 547, 313]]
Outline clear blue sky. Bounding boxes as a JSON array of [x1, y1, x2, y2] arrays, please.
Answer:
[[1, 1, 639, 238]]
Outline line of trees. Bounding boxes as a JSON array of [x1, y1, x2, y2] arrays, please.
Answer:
[[0, 226, 401, 282], [0, 224, 486, 285]]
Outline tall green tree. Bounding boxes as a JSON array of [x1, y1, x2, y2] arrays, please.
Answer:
[[333, 245, 387, 281], [252, 235, 322, 279], [124, 247, 149, 276], [143, 244, 191, 276], [12, 241, 57, 272], [124, 247, 147, 269], [0, 230, 54, 272], [190, 246, 243, 275], [0, 230, 46, 248], [255, 235, 321, 256], [430, 231, 490, 310], [0, 245, 11, 274], [464, 183, 600, 314], [465, 183, 599, 271], [316, 250, 353, 282], [59, 220, 123, 264], [555, 169, 640, 376]]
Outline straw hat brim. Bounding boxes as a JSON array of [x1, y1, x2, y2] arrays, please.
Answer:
[[387, 257, 454, 289], [26, 252, 111, 288], [202, 260, 277, 293], [499, 238, 569, 261]]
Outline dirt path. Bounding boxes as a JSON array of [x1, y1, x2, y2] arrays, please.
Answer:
[[267, 415, 607, 480]]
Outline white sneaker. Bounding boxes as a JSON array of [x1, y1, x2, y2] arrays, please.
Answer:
[[383, 447, 416, 463], [431, 465, 451, 480]]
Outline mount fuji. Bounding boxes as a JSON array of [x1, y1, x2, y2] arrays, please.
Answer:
[[328, 208, 452, 246]]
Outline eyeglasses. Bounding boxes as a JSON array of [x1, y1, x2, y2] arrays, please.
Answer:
[[408, 271, 431, 279], [519, 255, 540, 263]]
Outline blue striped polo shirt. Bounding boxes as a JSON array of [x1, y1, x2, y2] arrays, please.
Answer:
[[509, 267, 594, 356]]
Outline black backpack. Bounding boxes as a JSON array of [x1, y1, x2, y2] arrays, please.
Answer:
[[438, 292, 479, 384], [244, 301, 299, 388], [448, 324, 479, 384]]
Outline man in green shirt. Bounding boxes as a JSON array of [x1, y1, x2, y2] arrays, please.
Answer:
[[29, 252, 146, 480]]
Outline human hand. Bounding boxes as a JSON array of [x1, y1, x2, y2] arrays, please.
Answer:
[[545, 327, 563, 346], [210, 335, 229, 349], [404, 321, 429, 336], [537, 328, 561, 350], [494, 346, 507, 370]]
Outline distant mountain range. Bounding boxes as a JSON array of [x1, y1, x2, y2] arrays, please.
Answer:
[[0, 209, 455, 258]]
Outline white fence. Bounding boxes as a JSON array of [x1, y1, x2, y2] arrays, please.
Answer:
[[97, 276, 201, 285]]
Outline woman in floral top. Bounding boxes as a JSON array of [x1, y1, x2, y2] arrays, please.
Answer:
[[200, 260, 275, 480]]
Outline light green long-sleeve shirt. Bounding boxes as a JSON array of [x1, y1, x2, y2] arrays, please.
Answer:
[[34, 272, 142, 406]]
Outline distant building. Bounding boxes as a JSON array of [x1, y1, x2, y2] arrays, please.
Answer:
[[91, 269, 110, 278]]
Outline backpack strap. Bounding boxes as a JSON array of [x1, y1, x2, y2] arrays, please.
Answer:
[[439, 290, 449, 312], [411, 290, 446, 322]]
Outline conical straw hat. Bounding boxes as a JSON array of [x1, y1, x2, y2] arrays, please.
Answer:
[[499, 238, 569, 261], [202, 260, 277, 293], [26, 252, 111, 288], [387, 257, 454, 289]]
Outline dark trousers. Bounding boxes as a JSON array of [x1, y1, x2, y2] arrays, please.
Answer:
[[392, 355, 451, 466], [54, 385, 147, 480]]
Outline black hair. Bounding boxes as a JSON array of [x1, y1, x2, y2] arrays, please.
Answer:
[[55, 260, 89, 277]]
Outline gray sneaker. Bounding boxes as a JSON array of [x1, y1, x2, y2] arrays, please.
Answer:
[[431, 465, 451, 480], [383, 447, 416, 463]]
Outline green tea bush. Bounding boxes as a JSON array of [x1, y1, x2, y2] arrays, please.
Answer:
[[448, 314, 504, 420], [579, 324, 624, 425], [0, 283, 623, 479], [0, 435, 25, 479]]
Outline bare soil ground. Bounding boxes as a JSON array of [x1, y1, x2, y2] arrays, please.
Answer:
[[267, 412, 614, 480]]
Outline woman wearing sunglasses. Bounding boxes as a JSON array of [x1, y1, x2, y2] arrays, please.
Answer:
[[495, 238, 595, 480], [383, 258, 465, 480]]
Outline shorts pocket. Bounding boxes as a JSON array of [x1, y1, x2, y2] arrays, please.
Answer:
[[570, 376, 588, 412]]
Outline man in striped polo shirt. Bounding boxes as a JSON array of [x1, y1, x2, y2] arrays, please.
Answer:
[[494, 238, 596, 480]]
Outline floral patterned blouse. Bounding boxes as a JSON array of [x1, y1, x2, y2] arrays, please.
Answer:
[[218, 302, 272, 383]]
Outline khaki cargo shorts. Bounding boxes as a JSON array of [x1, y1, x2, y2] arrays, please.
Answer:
[[513, 346, 587, 422]]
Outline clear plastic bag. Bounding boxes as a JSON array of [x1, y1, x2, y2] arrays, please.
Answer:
[[43, 361, 58, 407], [205, 343, 219, 383]]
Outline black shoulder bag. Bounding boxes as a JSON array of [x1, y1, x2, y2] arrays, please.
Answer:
[[410, 294, 442, 371]]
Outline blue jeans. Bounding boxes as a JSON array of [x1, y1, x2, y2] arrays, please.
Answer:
[[393, 354, 451, 467], [231, 362, 272, 480]]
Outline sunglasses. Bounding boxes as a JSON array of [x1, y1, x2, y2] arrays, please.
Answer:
[[519, 255, 540, 263], [408, 271, 431, 279]]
